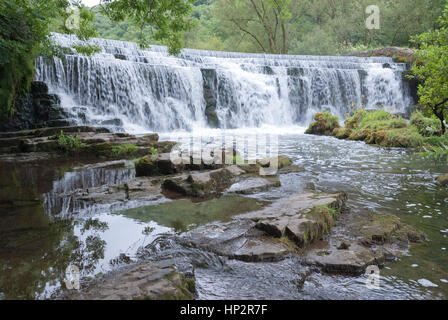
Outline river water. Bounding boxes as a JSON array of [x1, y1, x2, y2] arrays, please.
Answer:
[[0, 129, 447, 300]]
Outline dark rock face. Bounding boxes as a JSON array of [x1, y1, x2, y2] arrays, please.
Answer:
[[201, 69, 220, 128], [0, 81, 70, 132]]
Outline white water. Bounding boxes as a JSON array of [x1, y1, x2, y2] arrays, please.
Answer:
[[35, 33, 413, 134]]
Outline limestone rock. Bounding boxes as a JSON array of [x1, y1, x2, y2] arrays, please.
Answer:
[[67, 262, 195, 300]]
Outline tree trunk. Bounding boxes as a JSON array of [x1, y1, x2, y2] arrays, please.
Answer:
[[435, 110, 446, 134]]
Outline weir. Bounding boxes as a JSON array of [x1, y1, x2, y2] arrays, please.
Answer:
[[35, 33, 414, 133]]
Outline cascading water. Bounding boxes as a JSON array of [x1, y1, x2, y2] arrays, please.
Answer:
[[35, 33, 414, 133]]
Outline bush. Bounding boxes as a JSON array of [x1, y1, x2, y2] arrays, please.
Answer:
[[410, 111, 442, 136], [305, 111, 340, 135], [57, 131, 86, 153]]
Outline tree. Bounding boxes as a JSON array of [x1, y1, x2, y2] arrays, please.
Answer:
[[411, 0, 448, 134], [215, 0, 292, 54], [99, 0, 195, 55], [0, 0, 195, 120]]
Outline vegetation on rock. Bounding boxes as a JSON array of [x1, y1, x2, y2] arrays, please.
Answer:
[[307, 109, 448, 155], [56, 131, 86, 154], [305, 112, 340, 136]]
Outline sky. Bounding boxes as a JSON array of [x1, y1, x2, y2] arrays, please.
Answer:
[[81, 0, 101, 7]]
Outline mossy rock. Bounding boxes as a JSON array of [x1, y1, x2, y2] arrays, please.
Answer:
[[305, 112, 340, 136], [437, 174, 448, 186], [135, 153, 184, 177], [352, 212, 426, 244]]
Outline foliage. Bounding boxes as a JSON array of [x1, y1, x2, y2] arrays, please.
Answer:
[[57, 130, 86, 153], [411, 0, 448, 133], [0, 0, 98, 120], [305, 111, 340, 135], [99, 0, 195, 55], [149, 146, 158, 155], [179, 0, 446, 54], [110, 143, 139, 157], [0, 0, 195, 120], [410, 111, 443, 136]]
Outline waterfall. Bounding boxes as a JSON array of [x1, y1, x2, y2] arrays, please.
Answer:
[[35, 33, 413, 133]]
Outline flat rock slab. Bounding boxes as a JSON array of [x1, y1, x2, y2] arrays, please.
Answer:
[[304, 241, 385, 274], [241, 192, 347, 247], [162, 167, 240, 198], [77, 177, 163, 204], [180, 220, 290, 262], [227, 176, 281, 194], [66, 262, 194, 300]]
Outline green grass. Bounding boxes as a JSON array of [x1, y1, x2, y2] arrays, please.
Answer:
[[56, 131, 86, 154], [314, 109, 446, 150], [110, 143, 139, 157]]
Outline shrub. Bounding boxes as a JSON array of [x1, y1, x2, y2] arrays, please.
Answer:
[[410, 111, 442, 136], [305, 111, 340, 135], [57, 131, 86, 153]]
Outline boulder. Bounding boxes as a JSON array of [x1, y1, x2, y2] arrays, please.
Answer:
[[437, 173, 448, 186], [227, 176, 281, 194], [135, 153, 184, 177], [162, 168, 236, 198], [305, 241, 386, 274], [249, 192, 347, 247], [66, 262, 195, 300]]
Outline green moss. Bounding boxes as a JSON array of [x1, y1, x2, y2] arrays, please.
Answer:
[[305, 111, 340, 135], [110, 143, 138, 157], [314, 109, 431, 149], [298, 204, 342, 247], [134, 155, 158, 176]]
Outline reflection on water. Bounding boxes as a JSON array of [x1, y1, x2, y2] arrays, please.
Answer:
[[0, 132, 447, 299]]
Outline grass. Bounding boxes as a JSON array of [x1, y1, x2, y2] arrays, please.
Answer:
[[110, 143, 139, 157], [56, 131, 86, 154], [308, 108, 448, 159], [329, 109, 425, 148]]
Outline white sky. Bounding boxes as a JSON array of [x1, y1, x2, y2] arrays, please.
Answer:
[[81, 0, 101, 7]]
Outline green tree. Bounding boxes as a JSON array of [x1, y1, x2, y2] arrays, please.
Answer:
[[99, 0, 195, 55], [411, 1, 448, 133], [214, 0, 292, 54], [0, 0, 195, 120]]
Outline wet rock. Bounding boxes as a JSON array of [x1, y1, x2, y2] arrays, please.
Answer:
[[305, 241, 385, 274], [258, 155, 292, 169], [77, 177, 163, 204], [247, 192, 347, 247], [180, 220, 290, 262], [437, 174, 448, 186], [135, 153, 184, 177], [227, 176, 281, 194], [100, 118, 124, 127], [162, 168, 236, 198], [179, 191, 347, 263], [347, 211, 426, 244], [67, 262, 195, 300]]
